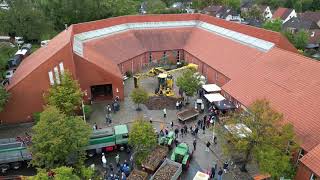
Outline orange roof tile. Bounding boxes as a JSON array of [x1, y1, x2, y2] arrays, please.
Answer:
[[273, 8, 292, 20], [222, 48, 320, 151], [7, 27, 73, 90], [300, 144, 320, 176]]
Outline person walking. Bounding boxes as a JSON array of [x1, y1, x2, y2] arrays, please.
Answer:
[[202, 124, 206, 134], [163, 108, 167, 118], [93, 122, 97, 130], [206, 141, 211, 152], [115, 154, 120, 167], [184, 125, 188, 134], [176, 101, 179, 110], [194, 126, 199, 136], [217, 168, 223, 180], [193, 138, 197, 150], [180, 128, 184, 137], [223, 161, 229, 173], [130, 154, 134, 168], [170, 121, 174, 128], [214, 136, 217, 145], [211, 164, 216, 179], [101, 153, 107, 169], [174, 128, 179, 138]]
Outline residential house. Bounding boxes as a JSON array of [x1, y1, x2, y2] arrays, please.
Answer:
[[203, 5, 241, 22], [283, 13, 320, 47], [241, 1, 272, 19], [273, 7, 297, 24]]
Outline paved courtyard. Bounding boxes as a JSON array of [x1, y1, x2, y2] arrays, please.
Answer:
[[87, 75, 260, 179], [0, 71, 260, 179]]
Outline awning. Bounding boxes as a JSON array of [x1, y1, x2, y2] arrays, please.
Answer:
[[202, 84, 221, 93], [213, 99, 236, 110], [204, 93, 225, 103], [224, 123, 252, 138]]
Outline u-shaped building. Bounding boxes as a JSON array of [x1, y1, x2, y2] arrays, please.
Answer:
[[1, 14, 320, 178]]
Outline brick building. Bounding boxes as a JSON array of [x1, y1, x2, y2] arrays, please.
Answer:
[[0, 14, 319, 179]]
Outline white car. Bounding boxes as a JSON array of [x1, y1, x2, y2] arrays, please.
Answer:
[[41, 40, 50, 47], [5, 70, 15, 79]]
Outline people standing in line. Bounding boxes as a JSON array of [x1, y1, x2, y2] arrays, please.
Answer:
[[163, 108, 167, 118], [115, 154, 120, 167], [193, 138, 197, 150], [217, 168, 223, 180], [101, 153, 107, 169], [223, 161, 229, 173], [206, 141, 211, 152]]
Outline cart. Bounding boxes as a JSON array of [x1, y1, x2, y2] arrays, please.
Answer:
[[177, 109, 199, 122]]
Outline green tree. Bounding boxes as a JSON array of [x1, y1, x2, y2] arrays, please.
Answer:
[[242, 4, 263, 20], [0, 85, 9, 112], [0, 46, 15, 75], [30, 106, 91, 169], [45, 71, 83, 115], [0, 0, 54, 41], [30, 166, 94, 180], [220, 99, 297, 179], [130, 88, 149, 110], [262, 19, 282, 32], [293, 30, 309, 50], [145, 0, 167, 14], [105, 0, 139, 17], [176, 68, 202, 99], [226, 0, 241, 11], [128, 118, 157, 165]]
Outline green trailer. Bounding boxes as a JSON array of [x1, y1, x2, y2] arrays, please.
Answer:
[[0, 124, 129, 173], [85, 124, 129, 156], [0, 138, 31, 173]]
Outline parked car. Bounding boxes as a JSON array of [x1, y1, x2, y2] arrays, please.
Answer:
[[5, 69, 15, 79], [21, 43, 32, 55], [7, 54, 22, 69], [40, 40, 50, 47], [15, 37, 24, 45]]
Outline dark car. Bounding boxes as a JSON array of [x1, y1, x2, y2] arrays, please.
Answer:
[[7, 54, 23, 69]]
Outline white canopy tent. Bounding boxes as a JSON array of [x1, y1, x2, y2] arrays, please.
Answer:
[[202, 84, 221, 93], [204, 93, 225, 103]]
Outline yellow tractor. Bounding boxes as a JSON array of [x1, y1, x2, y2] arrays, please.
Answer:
[[155, 73, 174, 96]]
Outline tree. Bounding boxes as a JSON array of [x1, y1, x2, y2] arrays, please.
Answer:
[[130, 88, 148, 110], [226, 0, 241, 11], [105, 0, 139, 17], [30, 166, 95, 180], [0, 46, 15, 75], [242, 5, 263, 20], [0, 85, 9, 112], [128, 118, 157, 165], [145, 0, 167, 14], [30, 106, 91, 169], [262, 19, 282, 32], [0, 0, 54, 41], [45, 71, 83, 115], [220, 99, 297, 179], [293, 30, 309, 50], [176, 68, 202, 100]]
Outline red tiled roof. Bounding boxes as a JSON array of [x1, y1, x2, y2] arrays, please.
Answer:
[[273, 8, 293, 20], [222, 47, 320, 152], [7, 26, 73, 90], [184, 28, 263, 79], [300, 144, 320, 176]]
